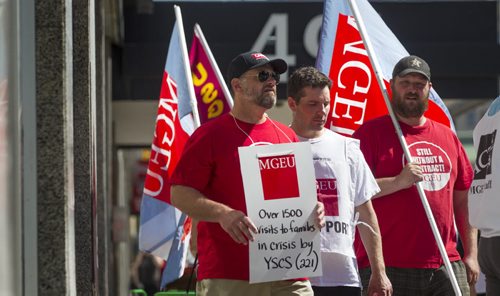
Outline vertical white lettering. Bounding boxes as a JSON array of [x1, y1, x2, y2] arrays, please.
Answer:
[[157, 98, 178, 147], [150, 143, 171, 171], [156, 114, 176, 147], [343, 40, 367, 57], [346, 15, 359, 30], [143, 169, 164, 197], [331, 93, 367, 125], [337, 61, 371, 95]]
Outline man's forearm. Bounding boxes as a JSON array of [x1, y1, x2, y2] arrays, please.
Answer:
[[170, 184, 231, 222], [171, 184, 258, 244], [373, 177, 401, 199], [356, 201, 385, 274]]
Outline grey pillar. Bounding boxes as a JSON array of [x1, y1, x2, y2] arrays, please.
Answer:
[[37, 0, 112, 294], [73, 0, 111, 294], [35, 0, 76, 295], [72, 0, 95, 294]]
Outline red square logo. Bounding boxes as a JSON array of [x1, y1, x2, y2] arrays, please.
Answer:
[[316, 179, 339, 216], [258, 155, 299, 200]]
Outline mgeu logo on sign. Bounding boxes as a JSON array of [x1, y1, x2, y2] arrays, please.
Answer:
[[474, 130, 496, 180], [259, 155, 299, 200]]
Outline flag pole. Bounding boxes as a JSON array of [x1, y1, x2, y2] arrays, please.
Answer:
[[347, 1, 462, 295], [194, 23, 234, 108], [174, 5, 201, 128]]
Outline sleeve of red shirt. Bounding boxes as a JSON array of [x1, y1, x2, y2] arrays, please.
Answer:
[[170, 126, 213, 193]]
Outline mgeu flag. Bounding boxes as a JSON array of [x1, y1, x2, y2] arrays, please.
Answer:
[[316, 0, 454, 137], [138, 20, 195, 287]]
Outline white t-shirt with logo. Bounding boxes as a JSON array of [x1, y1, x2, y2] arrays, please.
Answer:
[[470, 96, 500, 238], [300, 129, 380, 287]]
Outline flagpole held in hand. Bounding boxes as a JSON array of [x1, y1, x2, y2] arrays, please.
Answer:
[[347, 0, 462, 295]]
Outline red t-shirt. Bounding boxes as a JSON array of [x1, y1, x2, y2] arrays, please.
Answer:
[[353, 115, 473, 269], [171, 113, 298, 281]]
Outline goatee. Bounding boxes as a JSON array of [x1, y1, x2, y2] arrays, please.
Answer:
[[257, 94, 276, 109]]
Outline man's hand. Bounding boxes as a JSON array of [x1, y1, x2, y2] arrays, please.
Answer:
[[219, 210, 257, 245], [395, 162, 423, 189], [315, 201, 325, 229], [463, 254, 480, 286], [367, 271, 393, 296], [374, 162, 424, 198]]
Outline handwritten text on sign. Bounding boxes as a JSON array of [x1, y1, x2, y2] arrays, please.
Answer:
[[239, 142, 322, 283]]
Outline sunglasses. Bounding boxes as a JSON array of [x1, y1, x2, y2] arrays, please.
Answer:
[[243, 71, 280, 84]]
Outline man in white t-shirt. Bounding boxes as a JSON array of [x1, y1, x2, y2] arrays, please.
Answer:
[[287, 66, 392, 296]]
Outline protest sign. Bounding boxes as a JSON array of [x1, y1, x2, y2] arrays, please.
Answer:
[[238, 142, 322, 283]]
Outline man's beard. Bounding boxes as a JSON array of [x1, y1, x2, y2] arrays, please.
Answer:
[[391, 91, 429, 118], [242, 82, 276, 109], [256, 93, 276, 109]]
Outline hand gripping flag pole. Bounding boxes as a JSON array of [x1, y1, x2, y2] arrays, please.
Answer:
[[347, 0, 462, 294]]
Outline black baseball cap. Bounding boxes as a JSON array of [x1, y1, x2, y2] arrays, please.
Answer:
[[227, 51, 288, 81], [392, 55, 431, 81]]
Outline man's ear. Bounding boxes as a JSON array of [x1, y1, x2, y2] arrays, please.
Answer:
[[231, 78, 241, 93], [287, 97, 297, 111]]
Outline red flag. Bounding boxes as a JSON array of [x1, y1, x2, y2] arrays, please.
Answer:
[[189, 27, 232, 124], [143, 71, 190, 204], [317, 0, 454, 137], [141, 20, 230, 287], [139, 21, 193, 282]]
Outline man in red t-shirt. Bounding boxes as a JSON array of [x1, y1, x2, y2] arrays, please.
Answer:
[[353, 55, 479, 296], [170, 51, 325, 296]]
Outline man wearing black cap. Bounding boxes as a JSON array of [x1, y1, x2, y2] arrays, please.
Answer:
[[170, 51, 324, 296], [352, 55, 479, 295]]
